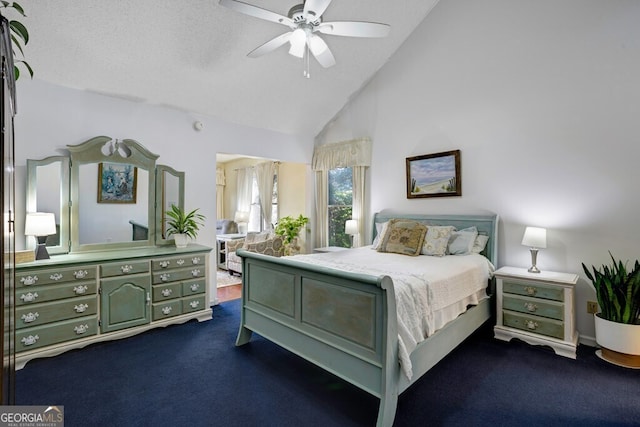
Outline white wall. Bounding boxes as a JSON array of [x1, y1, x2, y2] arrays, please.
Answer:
[[316, 0, 640, 343], [14, 78, 313, 301]]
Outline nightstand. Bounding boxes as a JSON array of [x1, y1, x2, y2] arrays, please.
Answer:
[[494, 266, 579, 359]]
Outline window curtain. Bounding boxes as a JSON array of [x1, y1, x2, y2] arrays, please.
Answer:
[[236, 167, 253, 223], [255, 161, 276, 232], [312, 138, 371, 247], [216, 167, 225, 219]]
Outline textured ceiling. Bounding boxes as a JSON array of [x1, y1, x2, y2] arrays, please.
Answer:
[[15, 0, 439, 138]]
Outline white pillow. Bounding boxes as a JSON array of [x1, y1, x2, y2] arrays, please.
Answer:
[[471, 234, 490, 254], [421, 225, 455, 256], [372, 221, 389, 250], [448, 226, 478, 255]]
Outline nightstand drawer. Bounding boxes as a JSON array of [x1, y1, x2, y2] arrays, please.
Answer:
[[503, 310, 564, 340], [503, 280, 564, 302], [503, 294, 564, 321]]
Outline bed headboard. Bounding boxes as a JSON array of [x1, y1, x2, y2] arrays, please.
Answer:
[[372, 212, 499, 266]]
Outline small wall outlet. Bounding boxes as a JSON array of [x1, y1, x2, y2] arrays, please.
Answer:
[[587, 301, 598, 314]]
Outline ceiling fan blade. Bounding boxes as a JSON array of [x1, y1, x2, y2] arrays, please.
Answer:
[[308, 34, 336, 68], [219, 0, 295, 28], [247, 32, 292, 58], [316, 21, 390, 38], [303, 0, 333, 22]]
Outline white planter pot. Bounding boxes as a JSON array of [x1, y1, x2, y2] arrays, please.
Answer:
[[173, 233, 189, 248], [594, 314, 640, 368]]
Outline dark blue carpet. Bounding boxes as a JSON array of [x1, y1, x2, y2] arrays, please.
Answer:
[[16, 300, 640, 426]]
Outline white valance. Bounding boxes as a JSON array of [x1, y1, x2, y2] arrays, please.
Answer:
[[312, 137, 371, 171], [216, 168, 226, 186]]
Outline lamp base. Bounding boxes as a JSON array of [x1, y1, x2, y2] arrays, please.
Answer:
[[528, 248, 541, 273], [34, 242, 50, 260], [527, 265, 541, 274]]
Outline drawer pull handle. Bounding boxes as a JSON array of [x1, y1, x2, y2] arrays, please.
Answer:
[[189, 283, 200, 292], [120, 264, 134, 274], [176, 259, 185, 266], [524, 303, 538, 312], [160, 273, 171, 282], [20, 292, 39, 302], [161, 306, 173, 315], [50, 273, 64, 281], [159, 260, 170, 268], [524, 320, 539, 330], [191, 257, 201, 264], [21, 335, 39, 346], [191, 269, 201, 278], [524, 286, 537, 296], [74, 303, 89, 313], [161, 289, 173, 297], [74, 285, 88, 295], [189, 300, 200, 309], [74, 324, 89, 335], [21, 312, 39, 323], [20, 275, 38, 286], [73, 270, 89, 279]]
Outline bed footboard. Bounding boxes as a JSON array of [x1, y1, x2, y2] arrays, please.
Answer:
[[235, 249, 400, 426]]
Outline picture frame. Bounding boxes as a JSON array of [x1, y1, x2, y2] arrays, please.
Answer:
[[406, 150, 461, 199], [97, 162, 137, 204]]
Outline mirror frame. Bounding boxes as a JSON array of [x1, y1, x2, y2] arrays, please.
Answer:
[[26, 156, 70, 255], [68, 136, 159, 252], [155, 164, 185, 246]]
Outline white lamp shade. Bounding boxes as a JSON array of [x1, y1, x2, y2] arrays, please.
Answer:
[[521, 226, 547, 249], [234, 211, 250, 223], [25, 212, 57, 237], [345, 219, 358, 236]]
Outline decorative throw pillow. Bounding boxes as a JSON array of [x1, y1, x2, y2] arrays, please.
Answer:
[[372, 221, 389, 249], [377, 219, 427, 256], [243, 231, 270, 248], [448, 226, 479, 255], [421, 225, 455, 256], [471, 234, 490, 254]]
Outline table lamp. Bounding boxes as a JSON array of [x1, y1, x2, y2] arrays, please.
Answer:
[[234, 210, 250, 234], [345, 219, 358, 248], [25, 212, 57, 260], [521, 226, 547, 273]]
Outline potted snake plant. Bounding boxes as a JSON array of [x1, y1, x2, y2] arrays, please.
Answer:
[[582, 252, 640, 368], [165, 205, 205, 248]]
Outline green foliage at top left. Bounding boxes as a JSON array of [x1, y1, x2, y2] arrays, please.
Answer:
[[0, 1, 33, 80]]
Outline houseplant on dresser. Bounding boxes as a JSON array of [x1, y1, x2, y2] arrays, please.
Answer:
[[274, 214, 309, 255], [582, 253, 640, 368], [165, 205, 206, 248]]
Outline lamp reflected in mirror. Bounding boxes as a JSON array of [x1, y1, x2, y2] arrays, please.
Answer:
[[25, 212, 57, 260]]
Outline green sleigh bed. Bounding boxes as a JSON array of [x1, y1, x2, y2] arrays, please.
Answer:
[[235, 212, 498, 426]]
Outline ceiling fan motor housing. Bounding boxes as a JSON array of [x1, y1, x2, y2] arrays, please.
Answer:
[[288, 4, 322, 26]]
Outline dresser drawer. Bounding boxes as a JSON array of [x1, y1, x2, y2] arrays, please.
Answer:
[[503, 310, 564, 340], [16, 266, 97, 288], [152, 300, 182, 320], [152, 282, 182, 302], [182, 295, 206, 313], [152, 266, 205, 285], [152, 254, 206, 271], [16, 316, 98, 352], [16, 281, 98, 306], [503, 280, 564, 302], [182, 278, 206, 296], [16, 295, 97, 329], [503, 294, 564, 321], [101, 260, 150, 278]]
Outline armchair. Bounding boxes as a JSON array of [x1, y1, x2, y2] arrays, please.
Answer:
[[226, 233, 285, 275]]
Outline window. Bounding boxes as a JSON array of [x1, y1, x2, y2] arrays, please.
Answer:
[[248, 171, 278, 232], [328, 167, 352, 247]]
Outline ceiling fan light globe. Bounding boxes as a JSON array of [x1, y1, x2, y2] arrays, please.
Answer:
[[308, 34, 328, 55]]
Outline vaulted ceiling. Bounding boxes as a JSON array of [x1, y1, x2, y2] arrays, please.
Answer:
[[14, 0, 439, 138]]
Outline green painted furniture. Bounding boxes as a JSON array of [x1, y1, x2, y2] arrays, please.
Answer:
[[15, 244, 212, 369], [235, 213, 498, 427]]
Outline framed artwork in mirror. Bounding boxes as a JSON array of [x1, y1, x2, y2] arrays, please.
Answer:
[[406, 150, 461, 199], [98, 162, 138, 203]]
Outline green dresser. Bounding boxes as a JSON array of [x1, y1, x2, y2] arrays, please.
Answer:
[[494, 266, 579, 358], [15, 245, 212, 369]]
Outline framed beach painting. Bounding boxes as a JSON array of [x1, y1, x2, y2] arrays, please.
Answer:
[[97, 162, 137, 203], [406, 150, 461, 199]]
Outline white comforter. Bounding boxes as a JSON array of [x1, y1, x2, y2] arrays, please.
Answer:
[[288, 247, 495, 379]]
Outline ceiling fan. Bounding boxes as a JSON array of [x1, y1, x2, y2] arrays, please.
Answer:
[[219, 0, 390, 77]]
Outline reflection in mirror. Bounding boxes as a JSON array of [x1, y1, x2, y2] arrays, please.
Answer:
[[26, 156, 70, 255], [155, 165, 184, 245], [77, 163, 149, 245]]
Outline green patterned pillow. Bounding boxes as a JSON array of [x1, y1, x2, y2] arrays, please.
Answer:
[[421, 225, 455, 256], [377, 219, 427, 256]]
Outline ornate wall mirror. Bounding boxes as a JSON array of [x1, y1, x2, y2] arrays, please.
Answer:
[[26, 156, 70, 255], [155, 165, 185, 245]]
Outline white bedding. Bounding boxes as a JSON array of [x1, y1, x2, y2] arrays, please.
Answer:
[[288, 247, 495, 379]]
